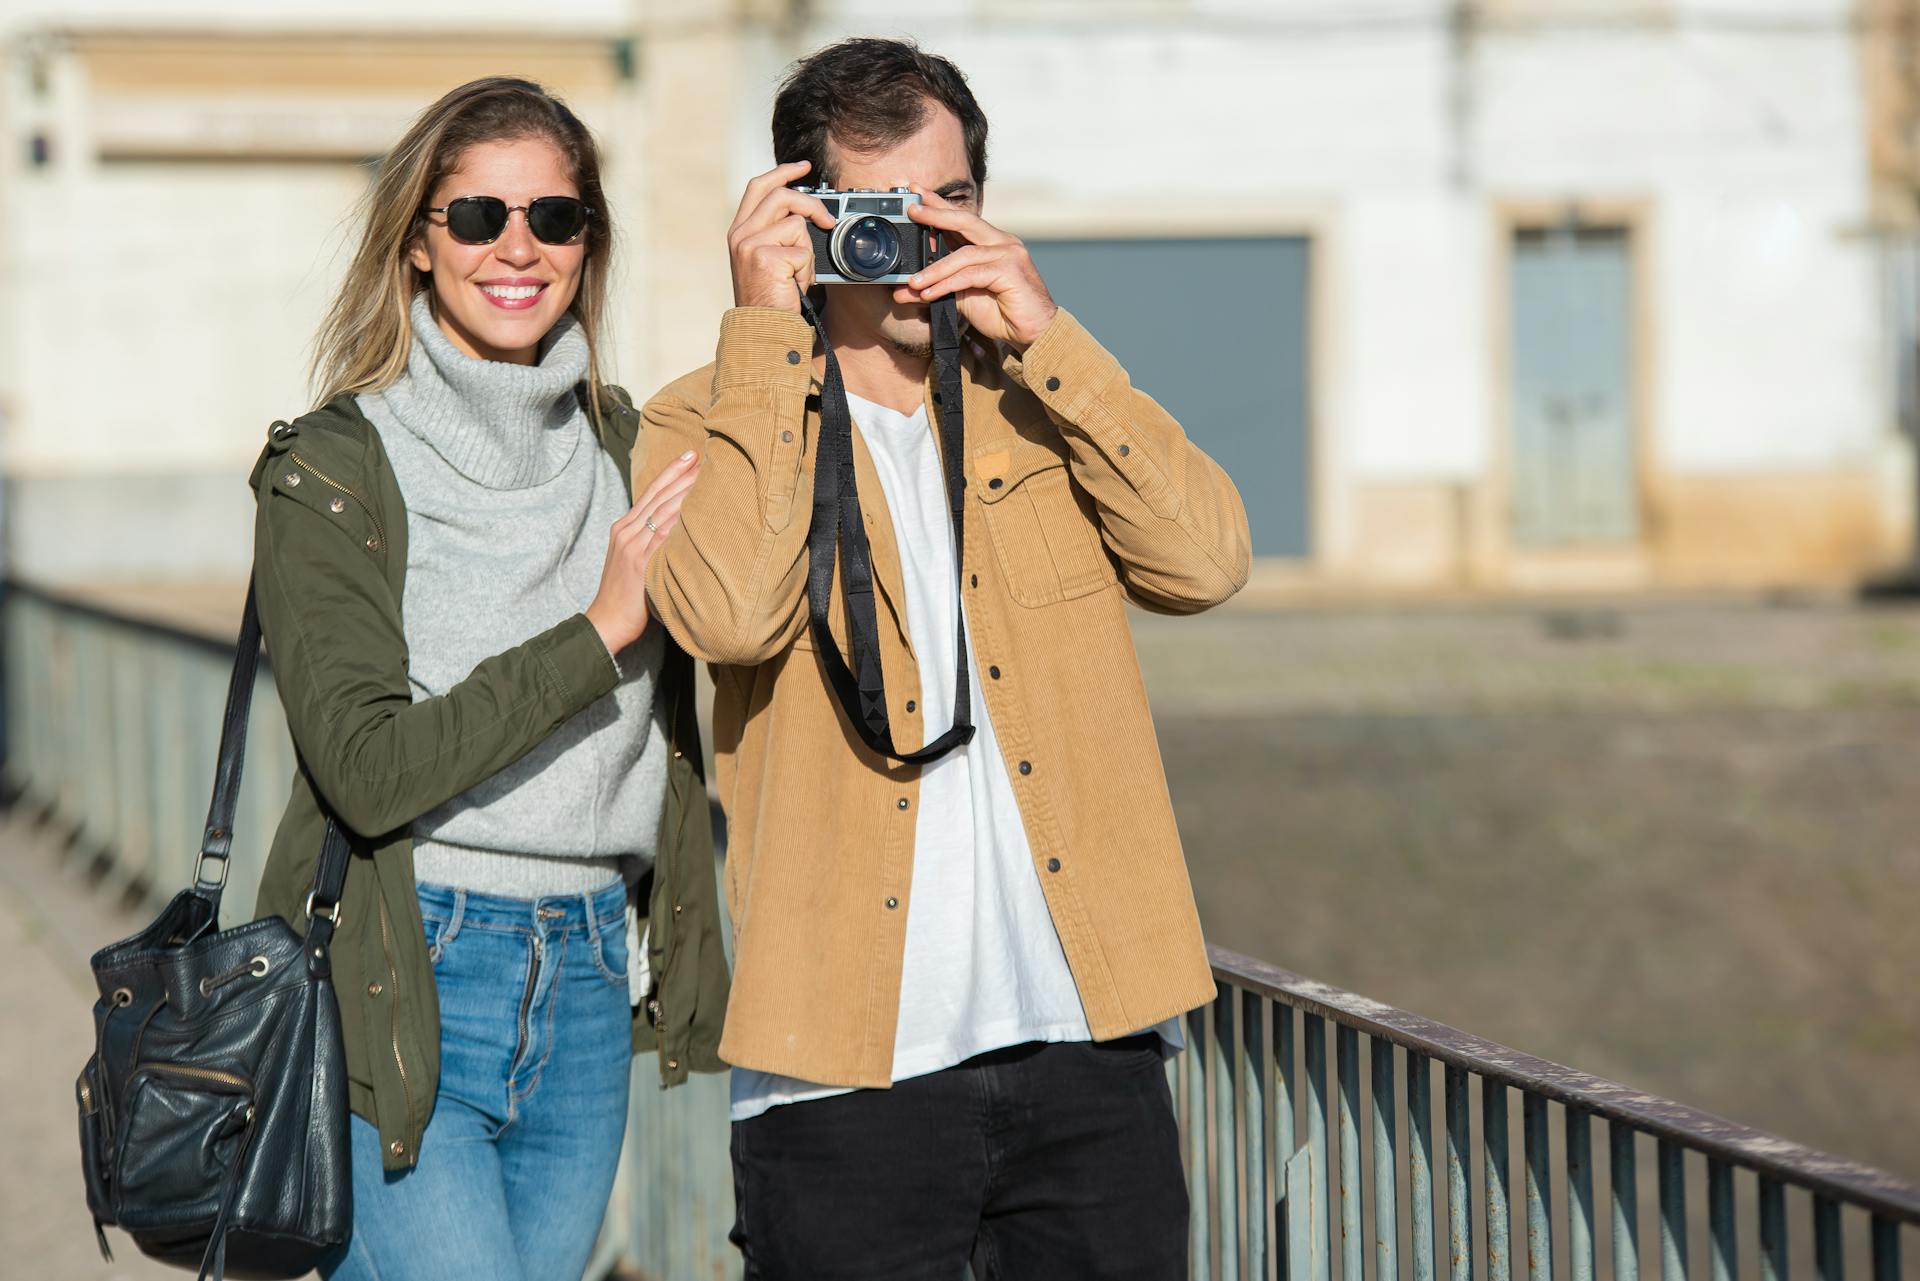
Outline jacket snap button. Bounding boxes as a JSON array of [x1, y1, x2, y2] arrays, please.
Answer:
[[1119, 444, 1131, 456], [366, 537, 380, 551], [1019, 761, 1032, 775], [988, 477, 1003, 490], [885, 897, 899, 910], [786, 350, 801, 364], [782, 430, 793, 443], [896, 797, 910, 811], [1046, 377, 1061, 391], [674, 903, 684, 914], [389, 1140, 406, 1158], [1047, 858, 1062, 873], [284, 472, 301, 487], [905, 700, 916, 713], [330, 498, 346, 514], [367, 982, 382, 996], [667, 1059, 680, 1070], [989, 666, 1001, 680]]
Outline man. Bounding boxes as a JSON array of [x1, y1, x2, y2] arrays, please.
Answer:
[[639, 36, 1251, 1280]]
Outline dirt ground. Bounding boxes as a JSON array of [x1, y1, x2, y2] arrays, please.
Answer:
[[1133, 596, 1920, 1183]]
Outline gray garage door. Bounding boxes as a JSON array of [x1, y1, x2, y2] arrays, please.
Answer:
[[1027, 237, 1312, 557]]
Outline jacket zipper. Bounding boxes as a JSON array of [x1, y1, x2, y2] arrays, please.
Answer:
[[289, 451, 388, 549], [374, 893, 417, 1154]]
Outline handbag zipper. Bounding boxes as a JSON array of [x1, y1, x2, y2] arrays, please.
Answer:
[[288, 451, 387, 549], [374, 893, 417, 1155], [133, 1062, 251, 1091]]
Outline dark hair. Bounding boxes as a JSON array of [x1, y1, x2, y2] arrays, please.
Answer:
[[772, 38, 989, 188]]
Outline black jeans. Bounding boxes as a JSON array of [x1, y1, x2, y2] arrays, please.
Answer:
[[729, 1035, 1188, 1280]]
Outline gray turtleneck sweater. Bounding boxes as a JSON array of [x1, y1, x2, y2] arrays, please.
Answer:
[[357, 293, 668, 903]]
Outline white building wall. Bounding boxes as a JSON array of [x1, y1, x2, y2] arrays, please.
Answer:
[[0, 0, 1900, 586]]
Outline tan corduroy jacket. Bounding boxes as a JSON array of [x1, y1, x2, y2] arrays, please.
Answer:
[[637, 305, 1251, 1088]]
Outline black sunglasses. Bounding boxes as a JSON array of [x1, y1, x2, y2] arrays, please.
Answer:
[[423, 195, 591, 246]]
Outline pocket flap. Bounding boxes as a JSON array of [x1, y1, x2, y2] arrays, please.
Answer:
[[973, 439, 1067, 504]]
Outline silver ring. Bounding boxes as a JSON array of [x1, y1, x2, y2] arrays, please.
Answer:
[[645, 518, 658, 532]]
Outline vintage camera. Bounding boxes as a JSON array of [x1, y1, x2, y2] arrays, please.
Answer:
[[796, 186, 934, 285]]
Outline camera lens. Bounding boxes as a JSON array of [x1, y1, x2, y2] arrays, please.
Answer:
[[832, 215, 902, 281]]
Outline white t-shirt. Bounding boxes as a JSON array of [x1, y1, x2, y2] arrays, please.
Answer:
[[731, 393, 1174, 1123]]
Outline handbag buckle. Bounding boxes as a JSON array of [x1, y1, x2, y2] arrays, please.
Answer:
[[304, 891, 343, 929], [192, 851, 230, 890]]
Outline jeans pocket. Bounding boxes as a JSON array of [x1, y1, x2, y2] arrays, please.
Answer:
[[588, 919, 628, 987]]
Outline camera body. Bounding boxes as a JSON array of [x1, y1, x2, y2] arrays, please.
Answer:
[[796, 186, 934, 285]]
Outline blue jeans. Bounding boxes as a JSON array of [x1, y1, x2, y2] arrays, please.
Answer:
[[320, 879, 633, 1281]]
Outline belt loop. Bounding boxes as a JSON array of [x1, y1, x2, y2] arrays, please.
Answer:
[[429, 888, 466, 962], [581, 888, 604, 947]]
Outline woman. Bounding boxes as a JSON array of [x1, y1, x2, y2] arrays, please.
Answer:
[[248, 77, 729, 1281]]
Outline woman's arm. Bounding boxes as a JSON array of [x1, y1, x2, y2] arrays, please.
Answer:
[[253, 449, 699, 838]]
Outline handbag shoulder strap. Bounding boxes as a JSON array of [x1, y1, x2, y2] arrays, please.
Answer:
[[191, 580, 263, 911], [191, 577, 350, 931]]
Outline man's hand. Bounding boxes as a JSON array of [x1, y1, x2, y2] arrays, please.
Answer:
[[893, 187, 1059, 351], [728, 161, 837, 311]]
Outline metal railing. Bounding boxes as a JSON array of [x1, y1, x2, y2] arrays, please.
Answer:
[[6, 577, 1917, 1281], [1179, 949, 1920, 1281]]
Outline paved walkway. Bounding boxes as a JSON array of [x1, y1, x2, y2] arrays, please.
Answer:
[[0, 809, 178, 1278]]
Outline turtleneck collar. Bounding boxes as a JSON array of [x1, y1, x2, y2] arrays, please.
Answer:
[[374, 291, 591, 490]]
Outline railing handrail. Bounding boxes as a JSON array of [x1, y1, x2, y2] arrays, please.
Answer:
[[4, 577, 247, 661], [1211, 942, 1920, 1226]]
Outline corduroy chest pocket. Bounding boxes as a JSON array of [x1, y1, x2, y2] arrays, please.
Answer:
[[972, 439, 1115, 608]]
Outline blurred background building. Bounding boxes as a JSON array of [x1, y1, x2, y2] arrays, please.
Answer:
[[3, 0, 1918, 594], [5, 5, 1920, 1275]]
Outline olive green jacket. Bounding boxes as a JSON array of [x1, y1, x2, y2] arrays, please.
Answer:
[[247, 386, 729, 1173]]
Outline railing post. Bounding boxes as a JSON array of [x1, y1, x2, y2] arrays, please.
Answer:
[[1374, 1038, 1400, 1281], [1758, 1177, 1786, 1281], [1410, 1052, 1435, 1281], [1278, 1004, 1297, 1281], [1659, 1140, 1687, 1281], [1815, 1195, 1843, 1281], [1245, 992, 1271, 1281], [1872, 1213, 1902, 1281], [1486, 1078, 1512, 1281], [1307, 1014, 1331, 1281], [1339, 1027, 1362, 1281], [1525, 1092, 1552, 1281], [1219, 988, 1243, 1281], [1447, 1066, 1472, 1281], [1192, 1006, 1213, 1281], [1567, 1108, 1594, 1281], [1707, 1159, 1735, 1281], [1613, 1123, 1640, 1281]]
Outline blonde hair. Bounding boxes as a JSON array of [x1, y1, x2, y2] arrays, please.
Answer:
[[311, 77, 614, 420]]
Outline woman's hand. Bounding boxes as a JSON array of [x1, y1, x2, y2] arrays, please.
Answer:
[[586, 450, 700, 654]]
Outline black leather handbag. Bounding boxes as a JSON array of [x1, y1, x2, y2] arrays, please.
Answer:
[[76, 580, 353, 1280]]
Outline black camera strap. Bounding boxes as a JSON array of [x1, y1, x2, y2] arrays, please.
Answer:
[[799, 288, 976, 765]]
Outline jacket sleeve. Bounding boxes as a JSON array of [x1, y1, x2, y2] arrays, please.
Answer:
[[1004, 308, 1252, 613], [253, 455, 621, 838], [641, 307, 818, 666]]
